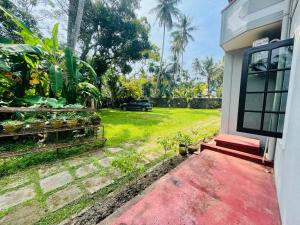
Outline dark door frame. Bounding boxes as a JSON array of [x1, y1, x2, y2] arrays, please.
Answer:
[[237, 38, 294, 138]]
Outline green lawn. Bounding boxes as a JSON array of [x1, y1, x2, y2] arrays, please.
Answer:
[[103, 107, 220, 154], [0, 108, 221, 225]]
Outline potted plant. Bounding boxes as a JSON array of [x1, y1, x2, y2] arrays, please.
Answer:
[[1, 120, 24, 134], [25, 118, 45, 130], [90, 113, 101, 125], [49, 115, 63, 129], [175, 132, 193, 156], [75, 115, 88, 126], [65, 118, 78, 128]]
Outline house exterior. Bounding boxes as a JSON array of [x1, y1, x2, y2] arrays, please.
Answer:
[[220, 0, 300, 224]]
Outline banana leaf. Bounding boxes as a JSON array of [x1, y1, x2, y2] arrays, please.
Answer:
[[79, 59, 97, 78], [0, 44, 42, 55], [64, 48, 76, 86], [0, 60, 10, 72], [49, 64, 63, 95]]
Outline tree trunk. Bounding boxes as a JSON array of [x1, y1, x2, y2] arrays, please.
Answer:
[[156, 24, 166, 96], [67, 0, 86, 50], [67, 0, 77, 49]]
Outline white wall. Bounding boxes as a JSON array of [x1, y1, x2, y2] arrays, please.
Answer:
[[221, 50, 267, 145], [274, 1, 300, 224], [221, 0, 285, 47]]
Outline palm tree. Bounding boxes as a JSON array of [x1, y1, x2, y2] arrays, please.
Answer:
[[172, 15, 197, 76], [170, 31, 184, 81], [151, 0, 181, 95], [192, 57, 216, 97]]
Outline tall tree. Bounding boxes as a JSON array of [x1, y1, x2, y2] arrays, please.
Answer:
[[171, 15, 196, 76], [79, 0, 151, 74], [150, 0, 181, 95], [67, 0, 86, 50], [192, 57, 223, 97]]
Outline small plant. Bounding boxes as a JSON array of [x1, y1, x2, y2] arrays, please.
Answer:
[[90, 113, 101, 125], [25, 117, 45, 130], [158, 137, 175, 155], [174, 132, 193, 156], [175, 132, 193, 147], [49, 114, 63, 129], [112, 150, 145, 182]]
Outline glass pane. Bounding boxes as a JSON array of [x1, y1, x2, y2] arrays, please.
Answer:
[[263, 113, 279, 132], [246, 73, 266, 92], [245, 93, 264, 111], [248, 51, 269, 73], [277, 114, 285, 133], [270, 46, 293, 69], [280, 92, 288, 112], [243, 112, 261, 130], [268, 70, 290, 91]]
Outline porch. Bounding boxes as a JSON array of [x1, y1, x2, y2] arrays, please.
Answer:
[[100, 142, 280, 225]]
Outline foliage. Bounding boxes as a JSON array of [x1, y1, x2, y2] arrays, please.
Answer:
[[157, 136, 176, 155], [118, 78, 143, 101], [151, 0, 181, 94], [79, 0, 152, 75], [0, 0, 39, 42], [112, 149, 145, 178], [192, 57, 224, 97], [174, 131, 193, 146], [0, 6, 100, 107]]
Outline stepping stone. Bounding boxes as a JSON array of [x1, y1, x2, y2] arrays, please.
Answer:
[[82, 176, 113, 194], [0, 185, 35, 211], [123, 143, 135, 149], [40, 171, 73, 193], [91, 150, 105, 159], [38, 164, 65, 178], [99, 157, 113, 168], [0, 175, 29, 193], [107, 147, 123, 154], [75, 164, 97, 178], [0, 202, 44, 225], [145, 152, 161, 161], [47, 185, 83, 212], [67, 158, 86, 167]]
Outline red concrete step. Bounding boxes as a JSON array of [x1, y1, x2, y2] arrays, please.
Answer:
[[214, 134, 261, 155], [201, 143, 273, 167]]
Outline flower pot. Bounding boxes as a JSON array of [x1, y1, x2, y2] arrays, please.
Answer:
[[77, 118, 88, 126], [29, 122, 45, 130], [3, 123, 24, 134], [50, 120, 63, 129], [90, 115, 101, 125], [179, 144, 187, 156], [66, 119, 78, 128], [187, 145, 198, 154]]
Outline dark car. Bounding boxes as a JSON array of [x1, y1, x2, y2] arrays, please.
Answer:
[[120, 99, 152, 111]]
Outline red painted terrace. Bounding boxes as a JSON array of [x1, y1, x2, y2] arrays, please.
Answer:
[[101, 134, 280, 225]]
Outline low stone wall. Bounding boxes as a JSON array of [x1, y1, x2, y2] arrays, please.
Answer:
[[150, 98, 222, 109]]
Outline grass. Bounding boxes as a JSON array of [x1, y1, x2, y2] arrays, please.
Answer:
[[0, 108, 221, 224], [103, 107, 221, 147], [0, 108, 220, 177]]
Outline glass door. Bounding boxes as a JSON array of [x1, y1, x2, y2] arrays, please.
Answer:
[[237, 39, 294, 138]]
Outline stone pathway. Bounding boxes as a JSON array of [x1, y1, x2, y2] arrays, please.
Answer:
[[0, 143, 163, 225]]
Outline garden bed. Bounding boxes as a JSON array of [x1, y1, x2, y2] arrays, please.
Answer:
[[61, 154, 186, 225]]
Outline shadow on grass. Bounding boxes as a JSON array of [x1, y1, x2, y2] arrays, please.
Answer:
[[101, 109, 170, 127]]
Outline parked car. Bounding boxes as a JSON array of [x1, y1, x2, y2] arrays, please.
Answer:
[[120, 100, 153, 111]]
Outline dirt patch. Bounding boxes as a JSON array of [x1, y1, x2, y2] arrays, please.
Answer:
[[62, 155, 186, 225]]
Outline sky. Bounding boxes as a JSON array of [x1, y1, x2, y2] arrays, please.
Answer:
[[32, 0, 228, 74], [137, 0, 228, 73]]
